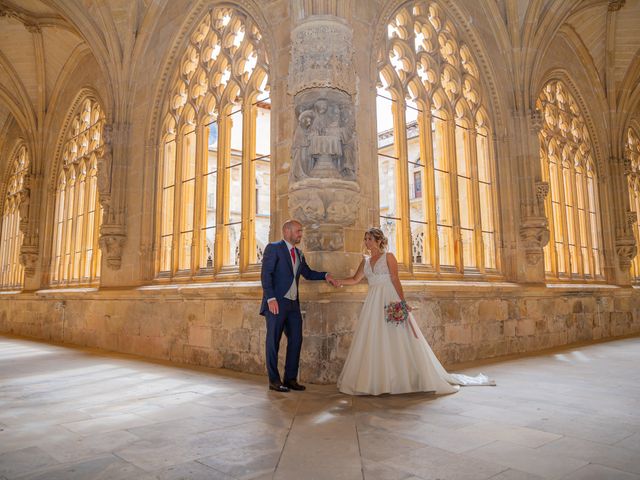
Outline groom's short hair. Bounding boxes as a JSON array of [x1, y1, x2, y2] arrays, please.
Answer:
[[282, 219, 301, 233]]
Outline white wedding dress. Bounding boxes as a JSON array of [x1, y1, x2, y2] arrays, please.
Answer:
[[337, 254, 494, 396]]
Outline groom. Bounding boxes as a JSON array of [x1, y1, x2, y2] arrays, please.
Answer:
[[260, 220, 336, 392]]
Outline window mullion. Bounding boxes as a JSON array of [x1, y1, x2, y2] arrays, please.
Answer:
[[394, 97, 411, 267], [240, 101, 255, 271], [216, 109, 231, 271], [192, 124, 205, 273], [468, 128, 484, 272], [172, 134, 184, 275], [447, 119, 462, 272]]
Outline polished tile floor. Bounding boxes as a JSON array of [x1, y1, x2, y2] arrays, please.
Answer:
[[1, 334, 640, 480]]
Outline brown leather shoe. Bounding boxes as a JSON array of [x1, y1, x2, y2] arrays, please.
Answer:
[[283, 380, 306, 391], [269, 381, 289, 392]]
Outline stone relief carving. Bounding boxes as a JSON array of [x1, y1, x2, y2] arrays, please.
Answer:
[[289, 17, 355, 96], [520, 217, 550, 266], [615, 235, 637, 269], [19, 249, 38, 278], [99, 233, 127, 270], [535, 181, 549, 203], [627, 210, 637, 226], [290, 95, 356, 181]]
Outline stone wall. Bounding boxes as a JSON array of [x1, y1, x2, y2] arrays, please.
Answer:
[[2, 283, 639, 384]]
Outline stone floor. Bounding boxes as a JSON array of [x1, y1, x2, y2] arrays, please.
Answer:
[[1, 335, 640, 480]]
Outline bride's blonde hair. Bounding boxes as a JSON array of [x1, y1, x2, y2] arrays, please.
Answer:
[[364, 227, 388, 253]]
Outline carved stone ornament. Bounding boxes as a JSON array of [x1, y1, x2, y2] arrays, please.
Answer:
[[288, 16, 355, 97], [608, 0, 626, 12], [615, 235, 637, 269], [290, 89, 357, 181], [529, 109, 543, 134], [535, 181, 550, 202], [288, 178, 360, 251], [97, 123, 113, 206], [19, 246, 38, 278], [99, 233, 126, 270], [623, 156, 633, 176], [627, 210, 638, 226], [520, 216, 550, 266]]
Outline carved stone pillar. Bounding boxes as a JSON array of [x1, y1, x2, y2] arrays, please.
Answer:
[[613, 155, 637, 284], [97, 122, 128, 278], [17, 171, 43, 287], [287, 15, 360, 272], [516, 109, 550, 283]]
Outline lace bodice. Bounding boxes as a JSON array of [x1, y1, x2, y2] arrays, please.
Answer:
[[365, 253, 390, 285]]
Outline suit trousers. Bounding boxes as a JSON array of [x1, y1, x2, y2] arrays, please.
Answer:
[[265, 298, 303, 383]]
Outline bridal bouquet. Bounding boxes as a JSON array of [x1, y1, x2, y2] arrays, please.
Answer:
[[385, 300, 411, 326]]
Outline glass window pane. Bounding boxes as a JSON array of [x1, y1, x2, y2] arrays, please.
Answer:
[[483, 231, 496, 269], [476, 133, 491, 183], [226, 222, 241, 266], [410, 221, 429, 265], [255, 159, 270, 263], [461, 228, 475, 268], [435, 170, 452, 226], [438, 225, 454, 266], [432, 115, 447, 171], [455, 125, 468, 177], [458, 177, 473, 229], [380, 217, 399, 256], [378, 155, 398, 220], [376, 90, 395, 150], [479, 183, 493, 231]]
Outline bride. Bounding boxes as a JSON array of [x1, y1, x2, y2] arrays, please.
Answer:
[[336, 227, 494, 396]]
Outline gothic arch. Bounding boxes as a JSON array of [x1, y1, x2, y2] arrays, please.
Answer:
[[533, 69, 607, 179], [372, 0, 511, 136], [145, 0, 274, 150]]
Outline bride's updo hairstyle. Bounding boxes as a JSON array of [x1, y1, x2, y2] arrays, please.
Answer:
[[365, 227, 388, 252]]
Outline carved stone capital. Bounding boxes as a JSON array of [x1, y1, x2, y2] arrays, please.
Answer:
[[535, 181, 550, 202], [520, 216, 550, 266], [615, 235, 637, 269], [623, 156, 633, 175], [288, 178, 360, 251], [289, 16, 355, 96], [25, 23, 41, 34], [99, 231, 126, 270], [627, 210, 637, 226], [19, 246, 38, 278]]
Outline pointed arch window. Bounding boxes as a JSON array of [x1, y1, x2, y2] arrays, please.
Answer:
[[376, 1, 499, 275], [537, 81, 603, 280], [50, 98, 103, 285], [157, 7, 270, 278], [0, 145, 29, 289], [626, 126, 640, 280]]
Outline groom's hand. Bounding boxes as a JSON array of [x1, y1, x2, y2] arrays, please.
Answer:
[[325, 273, 338, 287], [267, 299, 279, 315]]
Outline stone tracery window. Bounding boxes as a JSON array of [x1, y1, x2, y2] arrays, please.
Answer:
[[626, 126, 640, 279], [377, 1, 498, 275], [537, 80, 603, 280], [0, 145, 29, 289], [158, 7, 270, 278], [51, 98, 103, 285]]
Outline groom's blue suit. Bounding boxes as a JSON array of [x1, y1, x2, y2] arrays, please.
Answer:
[[260, 240, 326, 383]]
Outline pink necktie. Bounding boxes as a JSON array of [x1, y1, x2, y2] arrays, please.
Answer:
[[290, 247, 296, 264]]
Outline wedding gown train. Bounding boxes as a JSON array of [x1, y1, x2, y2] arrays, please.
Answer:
[[337, 254, 495, 396]]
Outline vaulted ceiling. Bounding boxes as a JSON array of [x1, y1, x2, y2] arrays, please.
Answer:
[[0, 0, 639, 146]]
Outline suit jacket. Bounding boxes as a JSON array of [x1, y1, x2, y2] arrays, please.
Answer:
[[260, 240, 326, 315]]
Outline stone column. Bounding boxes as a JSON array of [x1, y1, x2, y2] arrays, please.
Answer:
[[287, 15, 361, 274], [517, 109, 550, 283], [18, 171, 42, 290], [97, 122, 128, 284], [613, 155, 637, 285]]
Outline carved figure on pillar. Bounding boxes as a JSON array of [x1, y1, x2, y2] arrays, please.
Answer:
[[288, 16, 359, 252]]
